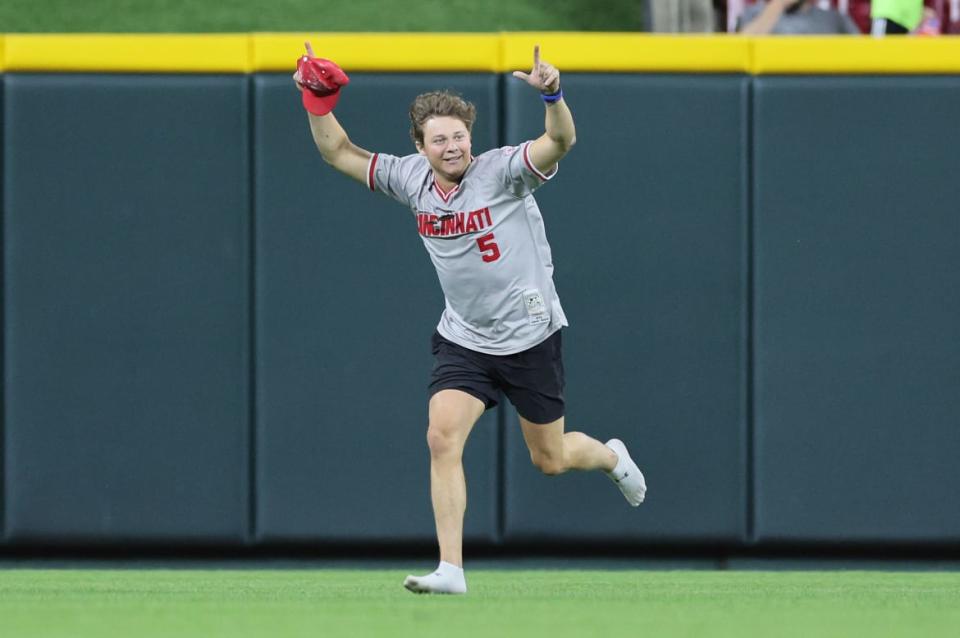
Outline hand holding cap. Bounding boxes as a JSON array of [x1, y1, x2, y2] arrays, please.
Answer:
[[294, 41, 350, 116]]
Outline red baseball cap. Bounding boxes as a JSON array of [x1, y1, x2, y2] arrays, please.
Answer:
[[296, 56, 350, 116]]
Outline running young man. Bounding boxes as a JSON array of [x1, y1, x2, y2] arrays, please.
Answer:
[[295, 42, 647, 595]]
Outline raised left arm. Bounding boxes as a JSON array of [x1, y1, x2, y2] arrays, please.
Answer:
[[513, 46, 576, 175]]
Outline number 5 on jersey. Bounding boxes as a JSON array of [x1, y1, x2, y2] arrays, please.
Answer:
[[477, 233, 501, 263]]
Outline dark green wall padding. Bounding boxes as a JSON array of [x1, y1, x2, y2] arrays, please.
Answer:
[[501, 75, 748, 544], [752, 77, 960, 544], [253, 74, 501, 544], [1, 72, 957, 549], [3, 75, 251, 544]]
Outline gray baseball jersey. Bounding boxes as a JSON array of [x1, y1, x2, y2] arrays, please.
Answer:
[[367, 141, 568, 355]]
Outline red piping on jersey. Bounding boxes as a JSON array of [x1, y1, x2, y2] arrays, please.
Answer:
[[367, 153, 379, 191], [522, 142, 551, 182], [433, 177, 459, 203]]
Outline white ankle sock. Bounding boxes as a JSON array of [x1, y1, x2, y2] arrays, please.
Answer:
[[436, 561, 464, 579], [605, 438, 647, 506], [607, 448, 629, 480], [403, 561, 467, 594]]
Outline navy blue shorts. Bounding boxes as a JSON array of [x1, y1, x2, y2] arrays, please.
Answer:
[[428, 330, 565, 425]]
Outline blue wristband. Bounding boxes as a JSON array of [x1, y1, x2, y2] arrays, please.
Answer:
[[541, 88, 563, 104]]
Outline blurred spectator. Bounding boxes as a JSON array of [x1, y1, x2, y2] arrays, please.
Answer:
[[646, 0, 717, 32], [949, 0, 960, 34], [871, 0, 924, 34], [737, 0, 861, 33], [914, 7, 943, 34]]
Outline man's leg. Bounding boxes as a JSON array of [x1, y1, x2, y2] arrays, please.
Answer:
[[519, 415, 647, 506], [519, 415, 615, 474], [428, 389, 485, 566], [404, 388, 485, 594]]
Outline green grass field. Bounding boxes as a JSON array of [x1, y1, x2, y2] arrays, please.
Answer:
[[0, 0, 642, 32], [1, 569, 958, 638]]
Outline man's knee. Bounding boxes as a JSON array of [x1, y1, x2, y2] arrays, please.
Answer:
[[530, 450, 566, 476], [426, 419, 464, 459]]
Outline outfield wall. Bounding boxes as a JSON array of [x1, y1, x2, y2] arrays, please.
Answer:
[[0, 35, 958, 552]]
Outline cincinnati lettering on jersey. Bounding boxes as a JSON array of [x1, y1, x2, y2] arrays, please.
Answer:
[[417, 207, 493, 238]]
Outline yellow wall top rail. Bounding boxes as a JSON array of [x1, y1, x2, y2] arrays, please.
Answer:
[[3, 33, 960, 74]]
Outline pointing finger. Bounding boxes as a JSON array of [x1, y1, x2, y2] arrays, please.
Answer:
[[533, 44, 540, 71], [304, 41, 315, 58]]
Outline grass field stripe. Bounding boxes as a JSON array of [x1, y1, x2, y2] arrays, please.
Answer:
[[3, 34, 251, 72], [1, 569, 959, 637], [252, 32, 501, 72]]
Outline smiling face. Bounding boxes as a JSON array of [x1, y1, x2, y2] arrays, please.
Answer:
[[417, 116, 472, 185]]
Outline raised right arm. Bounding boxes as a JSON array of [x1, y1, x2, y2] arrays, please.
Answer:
[[305, 111, 372, 186]]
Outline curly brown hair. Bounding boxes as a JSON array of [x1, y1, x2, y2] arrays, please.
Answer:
[[409, 90, 477, 147]]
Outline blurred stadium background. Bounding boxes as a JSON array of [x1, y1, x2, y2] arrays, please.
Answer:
[[2, 0, 960, 33], [0, 1, 958, 637]]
